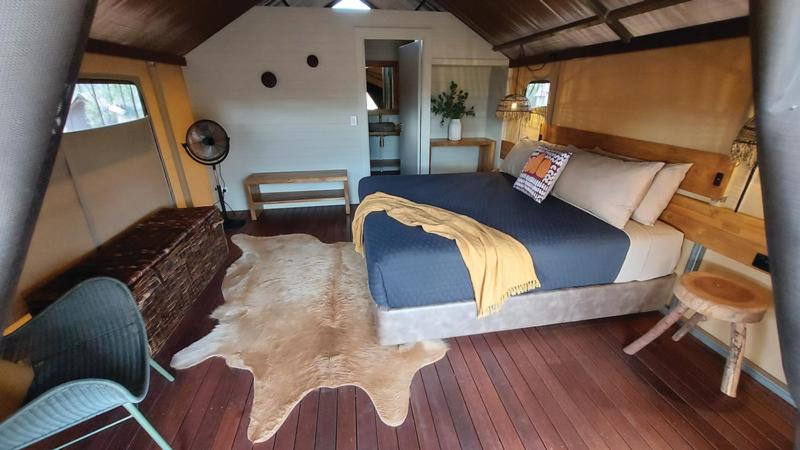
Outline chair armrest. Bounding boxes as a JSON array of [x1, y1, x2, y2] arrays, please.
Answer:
[[0, 379, 137, 448]]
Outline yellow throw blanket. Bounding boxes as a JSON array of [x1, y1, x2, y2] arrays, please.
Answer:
[[352, 192, 539, 317]]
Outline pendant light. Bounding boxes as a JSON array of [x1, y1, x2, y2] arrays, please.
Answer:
[[496, 66, 531, 122], [730, 116, 757, 168]]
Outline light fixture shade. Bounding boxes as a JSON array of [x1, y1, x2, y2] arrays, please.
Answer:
[[495, 94, 531, 121], [730, 116, 758, 168]]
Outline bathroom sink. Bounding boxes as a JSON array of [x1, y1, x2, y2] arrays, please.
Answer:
[[369, 122, 396, 132]]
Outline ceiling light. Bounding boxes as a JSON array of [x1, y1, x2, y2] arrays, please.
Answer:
[[332, 0, 371, 10]]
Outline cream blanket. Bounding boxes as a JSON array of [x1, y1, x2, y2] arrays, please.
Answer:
[[352, 192, 539, 316]]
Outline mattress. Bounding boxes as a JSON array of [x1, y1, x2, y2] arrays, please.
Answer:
[[359, 172, 635, 309], [616, 219, 684, 283]]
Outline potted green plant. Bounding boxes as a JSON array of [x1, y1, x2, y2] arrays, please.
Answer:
[[431, 81, 475, 141]]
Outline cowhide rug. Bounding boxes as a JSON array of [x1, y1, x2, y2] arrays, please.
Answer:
[[170, 234, 448, 443]]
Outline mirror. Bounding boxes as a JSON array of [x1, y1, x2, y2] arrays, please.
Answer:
[[366, 60, 398, 114]]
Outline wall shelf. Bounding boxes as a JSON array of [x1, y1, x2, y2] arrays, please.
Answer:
[[369, 130, 400, 137], [370, 158, 400, 169], [370, 158, 400, 175]]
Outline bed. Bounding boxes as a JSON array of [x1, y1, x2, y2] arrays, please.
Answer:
[[359, 125, 736, 345]]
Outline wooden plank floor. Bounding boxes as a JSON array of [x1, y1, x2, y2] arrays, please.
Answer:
[[33, 205, 796, 450]]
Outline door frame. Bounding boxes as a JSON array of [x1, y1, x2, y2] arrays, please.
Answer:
[[354, 27, 432, 175]]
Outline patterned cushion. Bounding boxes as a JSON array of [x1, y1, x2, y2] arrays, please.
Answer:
[[513, 145, 572, 203]]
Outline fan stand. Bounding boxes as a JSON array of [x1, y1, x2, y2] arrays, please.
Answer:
[[213, 165, 246, 230]]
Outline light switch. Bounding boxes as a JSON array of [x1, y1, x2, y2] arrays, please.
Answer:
[[350, 115, 358, 126]]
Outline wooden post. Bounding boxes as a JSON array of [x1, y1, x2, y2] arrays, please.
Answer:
[[721, 322, 747, 397], [624, 303, 689, 355]]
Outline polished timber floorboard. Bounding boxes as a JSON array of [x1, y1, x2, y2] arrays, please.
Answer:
[[34, 205, 796, 450]]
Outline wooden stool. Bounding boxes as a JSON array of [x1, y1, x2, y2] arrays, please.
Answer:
[[624, 271, 770, 397]]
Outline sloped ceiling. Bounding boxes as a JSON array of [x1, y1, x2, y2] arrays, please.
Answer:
[[431, 0, 749, 66], [88, 0, 263, 64], [86, 0, 750, 67]]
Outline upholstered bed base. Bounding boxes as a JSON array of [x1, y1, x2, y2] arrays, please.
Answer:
[[373, 274, 676, 345]]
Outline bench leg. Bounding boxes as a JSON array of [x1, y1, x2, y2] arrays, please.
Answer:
[[721, 322, 747, 397], [343, 179, 351, 215], [672, 312, 706, 342], [624, 303, 689, 355], [245, 183, 258, 221], [124, 403, 172, 450]]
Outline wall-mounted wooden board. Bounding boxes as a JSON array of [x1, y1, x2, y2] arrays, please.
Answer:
[[500, 140, 516, 159], [661, 195, 767, 267], [542, 124, 734, 200]]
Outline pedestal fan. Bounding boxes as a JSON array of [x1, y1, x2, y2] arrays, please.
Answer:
[[182, 119, 245, 230]]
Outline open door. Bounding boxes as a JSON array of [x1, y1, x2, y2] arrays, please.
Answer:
[[398, 40, 422, 174]]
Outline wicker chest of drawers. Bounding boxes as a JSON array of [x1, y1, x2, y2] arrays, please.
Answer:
[[26, 207, 228, 354]]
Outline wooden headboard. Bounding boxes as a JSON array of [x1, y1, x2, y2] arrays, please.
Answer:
[[542, 125, 734, 200], [536, 125, 767, 268]]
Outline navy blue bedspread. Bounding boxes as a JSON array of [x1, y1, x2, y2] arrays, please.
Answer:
[[358, 172, 630, 309]]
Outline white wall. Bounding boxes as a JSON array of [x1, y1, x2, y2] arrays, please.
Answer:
[[183, 7, 506, 210], [429, 65, 507, 173]]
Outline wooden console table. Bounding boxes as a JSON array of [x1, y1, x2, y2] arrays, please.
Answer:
[[430, 138, 496, 172], [244, 170, 350, 220]]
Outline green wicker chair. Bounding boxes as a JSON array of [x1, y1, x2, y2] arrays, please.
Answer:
[[0, 277, 174, 450]]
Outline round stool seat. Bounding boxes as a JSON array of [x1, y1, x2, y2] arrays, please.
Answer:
[[674, 271, 771, 323]]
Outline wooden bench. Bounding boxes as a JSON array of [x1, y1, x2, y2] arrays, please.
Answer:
[[244, 170, 351, 220]]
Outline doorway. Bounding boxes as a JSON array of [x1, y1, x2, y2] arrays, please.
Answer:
[[364, 39, 422, 176]]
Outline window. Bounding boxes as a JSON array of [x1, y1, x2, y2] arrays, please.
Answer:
[[521, 81, 551, 140], [64, 80, 146, 132], [525, 81, 551, 116], [331, 0, 371, 10]]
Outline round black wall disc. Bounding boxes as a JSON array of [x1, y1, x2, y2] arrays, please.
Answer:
[[261, 71, 277, 88], [307, 55, 319, 68]]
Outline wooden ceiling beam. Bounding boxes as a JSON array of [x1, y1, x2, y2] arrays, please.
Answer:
[[585, 0, 632, 43], [494, 16, 605, 51], [608, 0, 691, 20], [85, 39, 187, 66], [493, 0, 691, 52], [509, 16, 749, 67]]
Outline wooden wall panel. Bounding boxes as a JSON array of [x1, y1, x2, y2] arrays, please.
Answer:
[[543, 124, 734, 200], [541, 124, 765, 267]]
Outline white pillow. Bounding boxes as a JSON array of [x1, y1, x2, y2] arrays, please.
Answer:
[[552, 146, 664, 229], [587, 147, 692, 226], [500, 139, 566, 177], [499, 138, 539, 177], [631, 163, 692, 225]]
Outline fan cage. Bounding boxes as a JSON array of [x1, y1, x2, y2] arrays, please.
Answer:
[[183, 119, 230, 166]]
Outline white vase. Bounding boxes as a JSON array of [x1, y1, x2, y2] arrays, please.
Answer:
[[448, 118, 462, 141]]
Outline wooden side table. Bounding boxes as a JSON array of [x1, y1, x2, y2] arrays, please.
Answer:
[[624, 271, 770, 397], [429, 138, 496, 172]]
